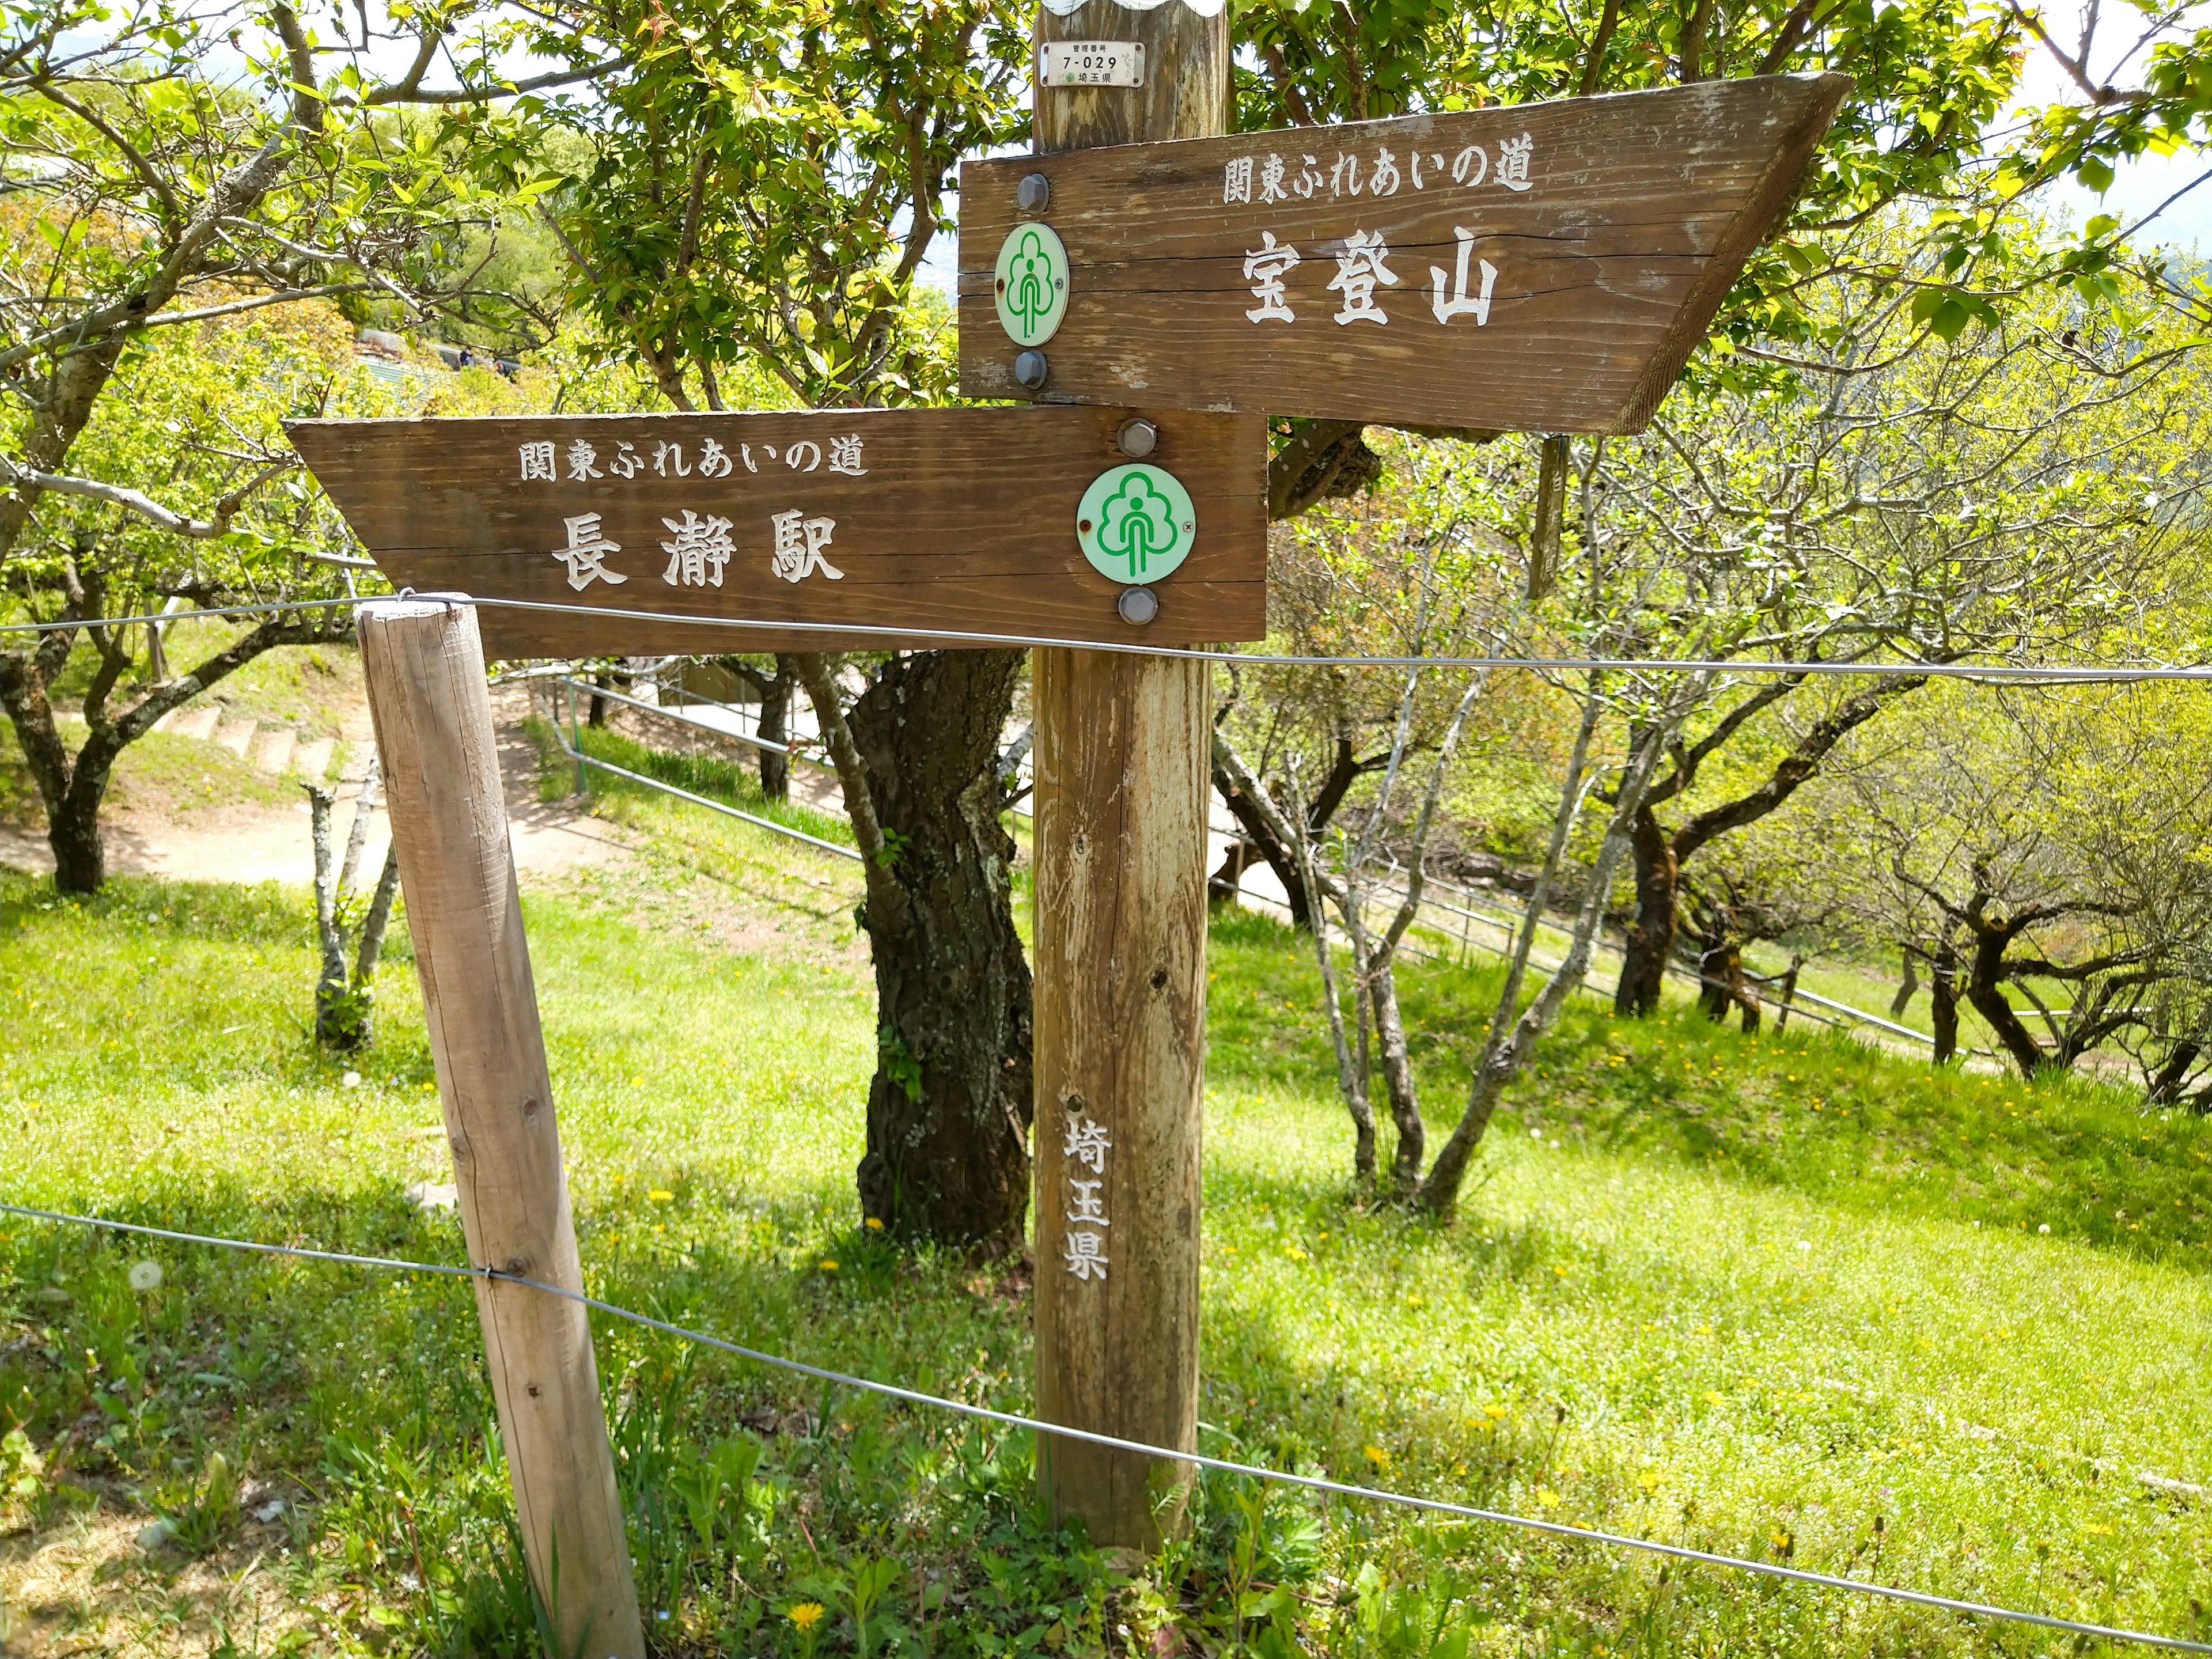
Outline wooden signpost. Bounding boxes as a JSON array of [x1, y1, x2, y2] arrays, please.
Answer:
[[289, 0, 1856, 1615], [960, 74, 1850, 432], [289, 406, 1270, 656]]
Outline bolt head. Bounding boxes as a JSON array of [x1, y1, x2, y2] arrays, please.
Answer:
[[1118, 586, 1160, 626], [1017, 172, 1051, 213], [1116, 418, 1159, 459], [1014, 350, 1049, 389]]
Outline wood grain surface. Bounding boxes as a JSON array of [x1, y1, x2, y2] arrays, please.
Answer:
[[959, 73, 1850, 433], [289, 406, 1267, 657], [358, 598, 643, 1658], [1028, 0, 1218, 1554]]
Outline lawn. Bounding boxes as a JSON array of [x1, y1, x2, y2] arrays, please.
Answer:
[[1, 789, 2209, 1656]]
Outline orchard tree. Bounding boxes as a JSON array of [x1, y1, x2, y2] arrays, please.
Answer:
[[518, 0, 1040, 1252], [1603, 243, 2212, 1015], [0, 0, 627, 889], [1844, 680, 2212, 1082]]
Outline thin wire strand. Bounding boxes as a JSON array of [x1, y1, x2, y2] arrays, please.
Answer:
[[3, 592, 2212, 684], [3, 1200, 2206, 1655]]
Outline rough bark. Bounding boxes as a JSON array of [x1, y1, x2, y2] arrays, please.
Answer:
[[1612, 675, 1927, 1016], [1929, 938, 1961, 1065], [1613, 804, 1675, 1016], [1965, 921, 2051, 1078], [715, 653, 798, 801], [799, 650, 1033, 1255]]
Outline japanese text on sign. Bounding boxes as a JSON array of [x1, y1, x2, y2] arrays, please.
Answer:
[[519, 433, 867, 484], [517, 430, 863, 592], [1062, 1111, 1112, 1282], [1222, 133, 1533, 207]]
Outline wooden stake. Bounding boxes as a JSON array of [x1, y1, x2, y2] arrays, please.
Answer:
[[357, 596, 643, 1658], [1029, 0, 1225, 1551]]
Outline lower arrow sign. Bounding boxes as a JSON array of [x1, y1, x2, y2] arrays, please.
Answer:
[[286, 407, 1268, 656]]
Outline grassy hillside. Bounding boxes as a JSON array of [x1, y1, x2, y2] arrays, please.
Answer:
[[1, 845, 2207, 1656]]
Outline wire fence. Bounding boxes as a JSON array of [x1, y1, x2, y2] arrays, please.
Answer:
[[3, 1198, 2205, 1656], [10, 588, 2210, 1648], [5, 590, 2212, 684]]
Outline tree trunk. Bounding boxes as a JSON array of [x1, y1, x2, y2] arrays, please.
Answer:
[[1366, 953, 1424, 1191], [756, 657, 796, 801], [1929, 940, 1960, 1065], [2149, 1039, 2203, 1106], [1213, 757, 1313, 928], [1208, 839, 1259, 908], [1965, 925, 2051, 1078], [1613, 803, 1675, 1016], [838, 649, 1034, 1254], [1696, 940, 1759, 1033], [1890, 948, 1920, 1018], [46, 786, 106, 894]]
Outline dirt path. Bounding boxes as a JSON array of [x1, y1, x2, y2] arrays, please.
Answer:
[[0, 685, 632, 888]]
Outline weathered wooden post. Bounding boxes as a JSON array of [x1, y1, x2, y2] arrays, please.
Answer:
[[1028, 0, 1225, 1550], [357, 595, 644, 1659]]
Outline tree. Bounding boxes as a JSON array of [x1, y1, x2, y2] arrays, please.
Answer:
[[1217, 447, 1507, 1185], [711, 656, 801, 801], [1604, 238, 2210, 1016], [520, 2, 1039, 1249], [305, 759, 401, 1050], [1842, 680, 2212, 1084], [0, 0, 626, 890]]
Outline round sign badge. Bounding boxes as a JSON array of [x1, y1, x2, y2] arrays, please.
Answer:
[[1077, 464, 1196, 585], [994, 221, 1069, 347]]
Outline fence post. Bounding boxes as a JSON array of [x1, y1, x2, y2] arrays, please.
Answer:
[[1028, 0, 1225, 1552], [358, 596, 644, 1659]]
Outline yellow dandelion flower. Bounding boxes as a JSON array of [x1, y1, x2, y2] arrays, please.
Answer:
[[1484, 1403, 1508, 1419], [789, 1600, 826, 1630], [1363, 1444, 1391, 1470], [865, 1217, 885, 1230], [1535, 1486, 1562, 1509], [1704, 1390, 1725, 1406], [648, 1189, 674, 1203], [819, 1259, 839, 1271], [1637, 1469, 1661, 1493]]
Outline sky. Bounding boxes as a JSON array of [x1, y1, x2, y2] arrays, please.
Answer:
[[2013, 1, 2212, 255]]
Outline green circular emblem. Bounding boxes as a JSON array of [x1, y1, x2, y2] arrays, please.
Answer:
[[1077, 464, 1196, 585], [994, 222, 1069, 347]]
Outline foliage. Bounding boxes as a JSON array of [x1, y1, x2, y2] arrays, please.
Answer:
[[520, 0, 1024, 409], [3, 869, 2211, 1654]]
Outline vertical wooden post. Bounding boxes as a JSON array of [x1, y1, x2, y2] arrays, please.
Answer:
[[1030, 1, 1227, 1551], [358, 597, 643, 1659]]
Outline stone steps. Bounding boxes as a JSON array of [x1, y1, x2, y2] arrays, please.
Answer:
[[292, 737, 335, 779], [153, 704, 221, 742], [151, 700, 339, 778], [213, 717, 258, 757], [251, 728, 294, 775]]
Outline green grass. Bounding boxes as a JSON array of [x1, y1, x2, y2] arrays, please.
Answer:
[[2, 862, 2209, 1657]]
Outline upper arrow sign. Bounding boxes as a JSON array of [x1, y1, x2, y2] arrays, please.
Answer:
[[959, 75, 1850, 434]]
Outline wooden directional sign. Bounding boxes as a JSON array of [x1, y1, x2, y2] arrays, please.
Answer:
[[287, 407, 1268, 657], [959, 74, 1851, 434]]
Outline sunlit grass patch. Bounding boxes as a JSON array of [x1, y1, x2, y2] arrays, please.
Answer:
[[2, 870, 2208, 1654]]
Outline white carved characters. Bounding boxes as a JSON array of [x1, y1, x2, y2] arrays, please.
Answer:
[[1062, 1112, 1112, 1281]]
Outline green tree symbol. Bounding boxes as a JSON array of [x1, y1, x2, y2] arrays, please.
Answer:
[[1096, 471, 1181, 579], [1007, 228, 1059, 337]]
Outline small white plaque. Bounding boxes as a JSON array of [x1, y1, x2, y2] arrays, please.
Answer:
[[1040, 40, 1146, 88]]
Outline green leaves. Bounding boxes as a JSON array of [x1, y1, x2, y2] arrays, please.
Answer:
[[1909, 285, 1998, 342]]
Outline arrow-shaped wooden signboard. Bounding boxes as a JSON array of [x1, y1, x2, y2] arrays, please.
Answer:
[[959, 74, 1850, 433], [287, 406, 1268, 656]]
